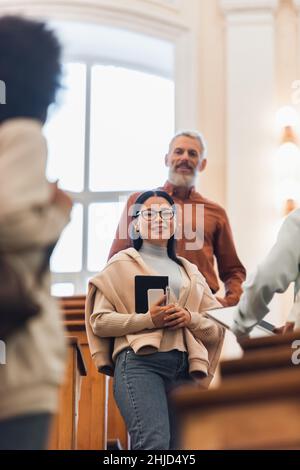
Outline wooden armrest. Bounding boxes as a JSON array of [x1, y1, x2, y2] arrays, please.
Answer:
[[107, 439, 123, 450], [241, 329, 300, 353], [66, 336, 87, 376], [172, 367, 300, 412]]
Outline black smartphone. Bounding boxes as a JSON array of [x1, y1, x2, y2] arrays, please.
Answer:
[[135, 275, 168, 313]]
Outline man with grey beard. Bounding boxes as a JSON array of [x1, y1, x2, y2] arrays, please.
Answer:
[[108, 130, 246, 306]]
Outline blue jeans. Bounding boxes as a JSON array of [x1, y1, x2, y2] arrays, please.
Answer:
[[113, 348, 193, 450]]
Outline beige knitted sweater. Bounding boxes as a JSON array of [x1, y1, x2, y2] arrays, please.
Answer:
[[85, 248, 225, 388]]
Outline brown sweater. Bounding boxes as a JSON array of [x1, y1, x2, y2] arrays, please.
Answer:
[[108, 181, 246, 306], [85, 248, 225, 388]]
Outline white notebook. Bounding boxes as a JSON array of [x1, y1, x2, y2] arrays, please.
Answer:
[[206, 306, 275, 338]]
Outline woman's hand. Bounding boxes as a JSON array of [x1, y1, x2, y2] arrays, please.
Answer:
[[149, 295, 169, 329], [273, 321, 295, 335], [163, 304, 191, 330]]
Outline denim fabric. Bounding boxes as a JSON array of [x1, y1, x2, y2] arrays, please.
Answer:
[[113, 348, 193, 450], [0, 412, 52, 450]]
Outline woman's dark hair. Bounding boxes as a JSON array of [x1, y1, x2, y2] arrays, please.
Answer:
[[131, 190, 183, 266], [0, 16, 62, 124]]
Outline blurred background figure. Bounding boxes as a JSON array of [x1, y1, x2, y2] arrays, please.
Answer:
[[233, 208, 300, 338], [0, 16, 72, 450]]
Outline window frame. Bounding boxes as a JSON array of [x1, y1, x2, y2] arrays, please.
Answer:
[[51, 56, 174, 294]]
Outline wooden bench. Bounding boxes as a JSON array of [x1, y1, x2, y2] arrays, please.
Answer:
[[172, 366, 300, 449], [220, 344, 297, 378], [240, 329, 300, 354], [57, 295, 129, 450], [49, 336, 87, 449], [172, 329, 300, 449]]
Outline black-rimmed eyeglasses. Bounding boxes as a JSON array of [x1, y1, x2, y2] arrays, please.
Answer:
[[136, 209, 175, 221]]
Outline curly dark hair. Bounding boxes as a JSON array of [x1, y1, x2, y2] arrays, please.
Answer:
[[0, 15, 62, 124]]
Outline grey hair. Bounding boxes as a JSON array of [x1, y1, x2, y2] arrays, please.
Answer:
[[168, 129, 207, 159]]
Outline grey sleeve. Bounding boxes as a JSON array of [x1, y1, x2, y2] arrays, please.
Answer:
[[233, 210, 300, 335]]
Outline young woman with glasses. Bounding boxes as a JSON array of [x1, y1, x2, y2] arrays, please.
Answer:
[[86, 190, 225, 450]]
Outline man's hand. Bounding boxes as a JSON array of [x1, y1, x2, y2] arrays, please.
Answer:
[[149, 295, 169, 329], [50, 182, 73, 213], [163, 304, 191, 330], [235, 332, 250, 347], [273, 321, 295, 335]]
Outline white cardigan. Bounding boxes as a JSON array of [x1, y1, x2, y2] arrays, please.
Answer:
[[0, 118, 71, 420], [0, 118, 51, 218]]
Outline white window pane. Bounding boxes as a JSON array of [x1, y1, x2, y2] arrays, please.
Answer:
[[51, 283, 75, 297], [44, 63, 86, 192], [84, 277, 91, 294], [50, 204, 83, 272], [89, 66, 174, 192], [87, 201, 126, 272]]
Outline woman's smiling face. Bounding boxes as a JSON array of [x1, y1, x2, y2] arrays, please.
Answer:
[[135, 196, 176, 245]]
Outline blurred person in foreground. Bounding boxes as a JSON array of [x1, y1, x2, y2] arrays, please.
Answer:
[[0, 16, 72, 450]]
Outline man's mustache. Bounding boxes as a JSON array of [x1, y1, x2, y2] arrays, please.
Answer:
[[175, 162, 194, 170], [149, 223, 170, 229]]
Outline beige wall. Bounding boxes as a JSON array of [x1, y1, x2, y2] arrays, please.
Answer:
[[197, 0, 226, 206], [276, 0, 298, 106], [195, 0, 300, 343], [197, 0, 300, 209], [202, 0, 300, 324]]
